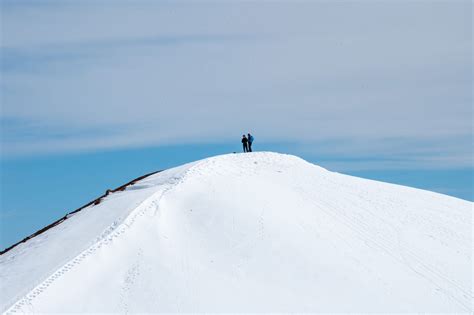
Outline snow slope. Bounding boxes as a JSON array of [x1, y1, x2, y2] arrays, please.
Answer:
[[0, 152, 472, 313]]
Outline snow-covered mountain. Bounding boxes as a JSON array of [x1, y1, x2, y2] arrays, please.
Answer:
[[1, 152, 472, 313]]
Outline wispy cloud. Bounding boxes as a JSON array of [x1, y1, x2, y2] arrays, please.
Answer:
[[2, 32, 256, 73], [1, 1, 472, 170]]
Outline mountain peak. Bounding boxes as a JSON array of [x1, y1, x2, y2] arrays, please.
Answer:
[[1, 152, 471, 313]]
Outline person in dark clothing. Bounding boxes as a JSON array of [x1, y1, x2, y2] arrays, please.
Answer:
[[242, 135, 249, 152], [247, 133, 254, 152]]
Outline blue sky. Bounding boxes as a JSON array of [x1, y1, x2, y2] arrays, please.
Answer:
[[1, 0, 472, 249]]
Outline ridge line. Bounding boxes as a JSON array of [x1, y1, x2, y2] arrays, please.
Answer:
[[0, 170, 163, 255]]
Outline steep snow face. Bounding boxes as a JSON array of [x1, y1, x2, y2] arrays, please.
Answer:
[[1, 152, 472, 313]]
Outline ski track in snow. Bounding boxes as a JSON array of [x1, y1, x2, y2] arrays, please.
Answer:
[[306, 192, 472, 310], [4, 163, 201, 315]]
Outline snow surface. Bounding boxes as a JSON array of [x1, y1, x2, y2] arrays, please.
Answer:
[[0, 152, 472, 313]]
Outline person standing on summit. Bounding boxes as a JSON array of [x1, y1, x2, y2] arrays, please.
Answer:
[[247, 133, 254, 152], [242, 135, 249, 152]]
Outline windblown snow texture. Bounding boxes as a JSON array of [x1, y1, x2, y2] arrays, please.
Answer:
[[0, 152, 472, 313]]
